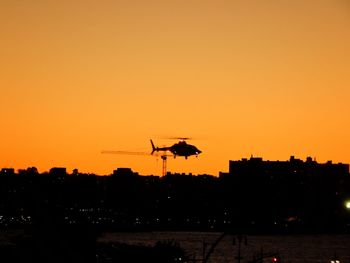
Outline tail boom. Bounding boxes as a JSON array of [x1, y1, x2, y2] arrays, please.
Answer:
[[150, 139, 171, 154]]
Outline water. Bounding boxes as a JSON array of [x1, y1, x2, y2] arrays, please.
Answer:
[[98, 232, 350, 263]]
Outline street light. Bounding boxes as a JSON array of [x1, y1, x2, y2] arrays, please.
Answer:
[[345, 200, 350, 210]]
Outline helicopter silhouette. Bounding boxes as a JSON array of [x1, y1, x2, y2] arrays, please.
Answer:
[[150, 138, 201, 159]]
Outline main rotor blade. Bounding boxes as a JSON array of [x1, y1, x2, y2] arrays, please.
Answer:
[[160, 137, 192, 141], [101, 150, 174, 158], [101, 150, 150, 156]]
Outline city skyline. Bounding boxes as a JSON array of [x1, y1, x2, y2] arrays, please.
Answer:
[[2, 154, 349, 177], [1, 1, 350, 176], [1, 155, 349, 235]]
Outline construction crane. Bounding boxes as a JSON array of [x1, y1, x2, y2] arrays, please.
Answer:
[[101, 150, 171, 176], [161, 154, 167, 176]]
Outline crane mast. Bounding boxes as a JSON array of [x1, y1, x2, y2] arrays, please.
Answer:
[[161, 155, 167, 176]]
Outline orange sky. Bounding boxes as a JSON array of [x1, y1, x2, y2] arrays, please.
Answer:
[[1, 0, 350, 176]]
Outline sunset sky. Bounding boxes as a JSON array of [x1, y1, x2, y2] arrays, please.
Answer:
[[1, 0, 350, 176]]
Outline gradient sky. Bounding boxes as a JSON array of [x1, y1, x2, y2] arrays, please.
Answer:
[[1, 0, 350, 176]]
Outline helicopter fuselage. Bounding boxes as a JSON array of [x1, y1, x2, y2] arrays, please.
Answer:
[[151, 140, 201, 159]]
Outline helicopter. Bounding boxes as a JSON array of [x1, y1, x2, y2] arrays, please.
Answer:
[[150, 138, 202, 159], [101, 138, 202, 176]]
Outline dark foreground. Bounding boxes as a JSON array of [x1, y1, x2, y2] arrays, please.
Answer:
[[1, 162, 350, 262]]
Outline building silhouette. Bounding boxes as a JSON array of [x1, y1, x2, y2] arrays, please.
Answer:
[[226, 156, 349, 178], [0, 157, 349, 234]]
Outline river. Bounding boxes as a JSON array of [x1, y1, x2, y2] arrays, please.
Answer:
[[99, 232, 350, 263]]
